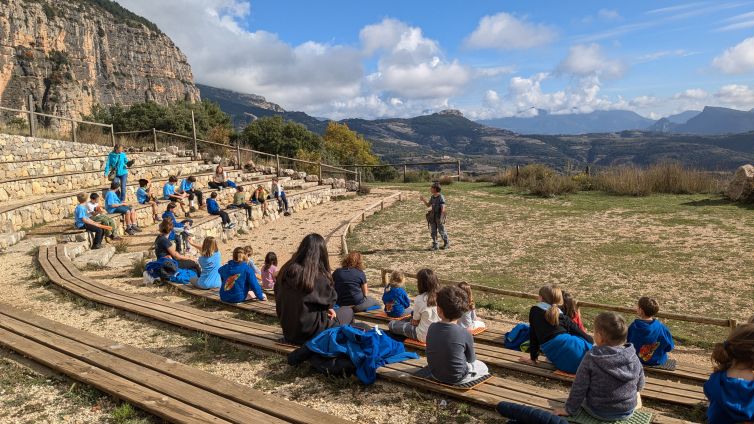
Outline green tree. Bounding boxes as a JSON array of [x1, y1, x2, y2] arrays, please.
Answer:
[[322, 122, 378, 166], [238, 116, 322, 157]]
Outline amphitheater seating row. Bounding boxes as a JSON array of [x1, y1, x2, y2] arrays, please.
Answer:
[[36, 245, 686, 423], [0, 303, 349, 424]]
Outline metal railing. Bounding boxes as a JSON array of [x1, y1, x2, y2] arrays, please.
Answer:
[[353, 159, 462, 183]]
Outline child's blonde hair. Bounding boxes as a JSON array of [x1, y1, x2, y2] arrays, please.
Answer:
[[243, 245, 253, 258], [539, 285, 563, 326], [457, 282, 475, 309], [389, 270, 405, 288], [711, 323, 754, 372], [201, 237, 218, 257]]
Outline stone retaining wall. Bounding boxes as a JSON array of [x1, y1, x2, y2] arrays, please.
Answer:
[[0, 151, 182, 180], [0, 134, 112, 161], [0, 160, 218, 201]]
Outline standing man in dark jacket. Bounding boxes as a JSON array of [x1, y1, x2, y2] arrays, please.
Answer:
[[420, 182, 449, 250]]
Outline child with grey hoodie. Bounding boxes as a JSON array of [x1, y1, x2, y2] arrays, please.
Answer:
[[555, 312, 645, 420]]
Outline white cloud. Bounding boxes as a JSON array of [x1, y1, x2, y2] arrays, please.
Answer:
[[673, 88, 709, 100], [464, 12, 556, 50], [713, 37, 754, 73], [558, 44, 626, 79], [598, 9, 622, 20], [714, 84, 754, 107], [637, 49, 695, 62]]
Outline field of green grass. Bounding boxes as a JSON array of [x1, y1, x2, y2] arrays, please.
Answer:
[[348, 182, 754, 347]]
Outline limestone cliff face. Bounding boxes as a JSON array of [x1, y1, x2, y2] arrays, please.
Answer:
[[0, 0, 200, 121]]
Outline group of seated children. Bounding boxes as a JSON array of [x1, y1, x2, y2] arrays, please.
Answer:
[[74, 180, 145, 247], [386, 269, 485, 344]]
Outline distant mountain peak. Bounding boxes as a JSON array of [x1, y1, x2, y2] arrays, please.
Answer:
[[435, 109, 464, 117]]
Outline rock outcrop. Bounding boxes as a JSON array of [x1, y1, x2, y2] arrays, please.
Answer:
[[725, 164, 754, 201], [0, 0, 200, 123]]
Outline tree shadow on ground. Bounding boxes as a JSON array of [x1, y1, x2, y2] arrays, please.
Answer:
[[360, 248, 429, 255]]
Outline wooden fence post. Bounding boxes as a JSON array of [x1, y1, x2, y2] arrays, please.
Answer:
[[110, 125, 115, 147], [381, 269, 389, 287], [275, 154, 280, 177], [71, 122, 77, 144], [191, 111, 198, 157], [403, 164, 407, 183], [318, 163, 322, 181], [236, 142, 241, 170], [730, 319, 738, 331], [27, 94, 36, 137], [152, 128, 158, 152], [457, 159, 461, 180], [515, 164, 520, 181]]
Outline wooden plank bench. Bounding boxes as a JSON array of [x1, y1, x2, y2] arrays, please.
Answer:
[[37, 245, 691, 423], [0, 303, 350, 424]]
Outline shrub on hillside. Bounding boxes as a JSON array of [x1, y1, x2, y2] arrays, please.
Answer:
[[439, 175, 455, 185], [403, 170, 431, 183], [594, 162, 722, 196], [494, 164, 578, 197]]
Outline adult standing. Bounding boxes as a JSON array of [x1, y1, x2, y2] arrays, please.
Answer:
[[419, 182, 449, 250], [275, 233, 353, 345], [333, 252, 380, 312], [104, 144, 130, 202]]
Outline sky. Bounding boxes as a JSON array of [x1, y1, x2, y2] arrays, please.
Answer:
[[116, 0, 754, 120]]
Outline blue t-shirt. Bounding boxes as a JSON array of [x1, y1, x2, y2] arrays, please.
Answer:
[[74, 204, 89, 229], [332, 267, 367, 306], [104, 190, 121, 213], [195, 251, 222, 289], [136, 187, 149, 204], [180, 179, 193, 192], [207, 198, 220, 214], [163, 183, 176, 199]]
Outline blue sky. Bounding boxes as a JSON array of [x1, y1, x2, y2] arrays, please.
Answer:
[[118, 0, 754, 120]]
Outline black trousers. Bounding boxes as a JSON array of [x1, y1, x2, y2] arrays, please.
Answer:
[[176, 259, 202, 276], [83, 223, 104, 247], [211, 210, 231, 225], [228, 203, 252, 219], [208, 181, 229, 189], [187, 189, 203, 206]]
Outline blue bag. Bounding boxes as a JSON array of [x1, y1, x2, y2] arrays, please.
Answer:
[[226, 180, 237, 188], [504, 323, 531, 351], [170, 268, 198, 285]]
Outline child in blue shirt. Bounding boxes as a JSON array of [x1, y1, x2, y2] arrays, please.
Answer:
[[179, 176, 203, 212], [626, 297, 675, 366], [382, 270, 412, 317], [162, 202, 193, 253], [74, 193, 107, 249], [703, 323, 754, 424], [136, 179, 160, 222], [163, 176, 189, 217], [187, 236, 222, 290], [218, 247, 266, 303], [207, 192, 235, 229], [104, 181, 140, 235]]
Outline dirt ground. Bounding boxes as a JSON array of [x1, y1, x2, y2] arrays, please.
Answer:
[[0, 189, 509, 424]]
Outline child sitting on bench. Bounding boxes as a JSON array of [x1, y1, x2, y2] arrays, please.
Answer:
[[382, 270, 412, 318], [228, 185, 253, 220], [260, 251, 278, 290], [627, 297, 675, 367], [136, 179, 160, 223], [554, 312, 645, 421], [163, 176, 190, 217], [388, 268, 440, 343], [86, 193, 122, 240], [562, 291, 586, 332], [162, 202, 192, 253], [74, 193, 108, 250], [457, 282, 486, 332], [520, 285, 593, 374], [207, 192, 235, 230], [180, 175, 203, 212], [104, 180, 140, 235], [704, 323, 754, 423], [219, 247, 266, 303], [425, 285, 489, 385]]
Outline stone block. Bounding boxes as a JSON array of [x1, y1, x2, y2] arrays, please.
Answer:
[[106, 252, 145, 269], [73, 246, 116, 268], [304, 175, 319, 182], [5, 235, 55, 254]]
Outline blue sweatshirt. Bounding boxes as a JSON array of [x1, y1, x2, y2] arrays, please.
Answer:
[[161, 211, 183, 229], [218, 260, 265, 303], [382, 286, 411, 317], [626, 318, 675, 366], [207, 198, 220, 214], [104, 151, 128, 177], [704, 371, 754, 424]]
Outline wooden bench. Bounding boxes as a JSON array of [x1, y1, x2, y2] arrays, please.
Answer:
[[0, 303, 350, 424], [36, 245, 689, 424]]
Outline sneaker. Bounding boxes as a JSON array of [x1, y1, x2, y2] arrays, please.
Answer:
[[109, 236, 123, 241], [92, 244, 104, 250], [132, 226, 143, 233], [431, 244, 439, 251], [441, 242, 450, 250], [189, 206, 197, 213], [284, 211, 291, 216], [185, 212, 191, 218], [226, 222, 236, 229], [125, 228, 136, 236]]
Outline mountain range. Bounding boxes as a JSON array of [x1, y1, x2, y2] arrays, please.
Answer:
[[478, 109, 656, 135]]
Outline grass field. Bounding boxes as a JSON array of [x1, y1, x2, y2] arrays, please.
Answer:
[[348, 182, 754, 348]]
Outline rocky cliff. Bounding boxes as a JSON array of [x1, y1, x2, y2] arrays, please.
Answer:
[[0, 0, 200, 121]]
